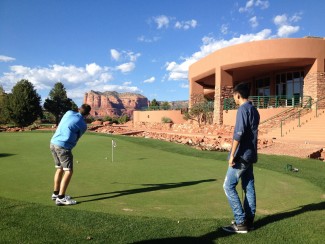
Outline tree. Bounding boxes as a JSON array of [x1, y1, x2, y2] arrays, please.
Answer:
[[184, 95, 214, 127], [4, 79, 43, 127], [0, 85, 8, 124], [161, 101, 171, 110], [149, 99, 160, 110], [44, 82, 77, 125]]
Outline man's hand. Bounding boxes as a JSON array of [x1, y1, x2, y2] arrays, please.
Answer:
[[228, 154, 235, 167]]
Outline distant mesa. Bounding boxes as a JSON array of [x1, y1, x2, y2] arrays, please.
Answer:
[[83, 90, 148, 117]]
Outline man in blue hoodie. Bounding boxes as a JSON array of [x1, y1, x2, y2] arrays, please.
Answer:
[[50, 104, 91, 206], [222, 83, 260, 233]]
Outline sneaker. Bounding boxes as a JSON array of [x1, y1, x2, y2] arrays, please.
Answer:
[[55, 196, 77, 206], [232, 219, 254, 231], [51, 194, 71, 200], [222, 221, 248, 234]]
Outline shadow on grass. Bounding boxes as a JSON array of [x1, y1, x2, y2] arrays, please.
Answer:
[[133, 201, 325, 244], [0, 153, 15, 158], [75, 179, 216, 203]]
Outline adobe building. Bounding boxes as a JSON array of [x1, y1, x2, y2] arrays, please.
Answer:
[[188, 37, 325, 125]]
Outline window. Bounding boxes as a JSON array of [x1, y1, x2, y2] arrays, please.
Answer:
[[256, 77, 270, 96], [276, 71, 304, 106]]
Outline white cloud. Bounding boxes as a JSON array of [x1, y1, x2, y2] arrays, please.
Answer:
[[143, 77, 155, 83], [151, 15, 197, 31], [273, 14, 287, 26], [0, 63, 114, 96], [180, 83, 189, 88], [174, 19, 197, 30], [116, 62, 135, 73], [239, 0, 269, 13], [255, 0, 270, 9], [290, 13, 302, 23], [137, 35, 160, 43], [111, 49, 141, 63], [110, 49, 120, 61], [277, 25, 300, 37], [249, 16, 259, 28], [0, 63, 143, 104], [101, 84, 141, 93], [165, 29, 272, 81], [127, 51, 141, 62], [153, 15, 170, 29], [86, 63, 102, 76], [220, 24, 229, 35], [273, 14, 301, 37], [0, 55, 16, 62]]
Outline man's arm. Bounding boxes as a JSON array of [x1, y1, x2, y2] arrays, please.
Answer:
[[228, 107, 246, 167], [228, 139, 239, 167]]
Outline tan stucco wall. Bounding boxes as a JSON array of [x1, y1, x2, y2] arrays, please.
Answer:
[[223, 107, 289, 126], [133, 110, 186, 124]]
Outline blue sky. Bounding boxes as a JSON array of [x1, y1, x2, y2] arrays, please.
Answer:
[[1, 0, 325, 106]]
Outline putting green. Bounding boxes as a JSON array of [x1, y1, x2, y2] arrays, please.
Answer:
[[0, 132, 322, 219]]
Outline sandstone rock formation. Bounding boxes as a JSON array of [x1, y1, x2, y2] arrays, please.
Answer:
[[84, 90, 148, 117]]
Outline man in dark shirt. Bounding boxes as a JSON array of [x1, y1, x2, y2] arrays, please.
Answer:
[[222, 83, 260, 233]]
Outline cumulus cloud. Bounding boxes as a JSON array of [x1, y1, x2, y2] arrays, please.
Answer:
[[239, 0, 269, 13], [0, 55, 16, 62], [273, 14, 287, 26], [165, 29, 272, 81], [153, 15, 170, 29], [180, 83, 189, 88], [101, 84, 141, 93], [143, 77, 155, 83], [86, 63, 102, 76], [249, 16, 259, 28], [110, 49, 121, 61], [273, 14, 301, 37], [0, 63, 114, 97], [110, 49, 141, 73], [0, 62, 143, 103], [175, 19, 197, 30], [123, 81, 132, 85], [277, 25, 300, 37], [116, 62, 135, 73]]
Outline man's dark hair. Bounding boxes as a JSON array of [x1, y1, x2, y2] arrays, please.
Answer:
[[233, 83, 250, 99], [79, 104, 91, 116]]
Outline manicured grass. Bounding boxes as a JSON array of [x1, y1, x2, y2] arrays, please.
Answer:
[[0, 131, 324, 243]]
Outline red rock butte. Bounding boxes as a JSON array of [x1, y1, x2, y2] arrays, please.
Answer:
[[83, 90, 148, 117]]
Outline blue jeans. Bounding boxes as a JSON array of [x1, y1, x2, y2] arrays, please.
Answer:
[[223, 160, 256, 225]]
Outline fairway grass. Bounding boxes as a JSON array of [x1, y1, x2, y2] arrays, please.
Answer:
[[0, 131, 324, 243]]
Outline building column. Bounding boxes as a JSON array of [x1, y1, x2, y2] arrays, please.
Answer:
[[304, 58, 325, 108], [189, 78, 204, 108], [213, 69, 233, 125]]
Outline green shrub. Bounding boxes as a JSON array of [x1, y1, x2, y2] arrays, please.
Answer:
[[161, 117, 173, 123]]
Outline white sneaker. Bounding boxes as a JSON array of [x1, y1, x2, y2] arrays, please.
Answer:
[[55, 196, 77, 206], [52, 194, 71, 200]]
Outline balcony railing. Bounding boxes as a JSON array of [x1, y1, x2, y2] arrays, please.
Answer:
[[224, 95, 312, 110]]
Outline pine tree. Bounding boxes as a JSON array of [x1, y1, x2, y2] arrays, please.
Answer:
[[44, 82, 77, 125], [0, 85, 8, 124], [5, 80, 42, 127]]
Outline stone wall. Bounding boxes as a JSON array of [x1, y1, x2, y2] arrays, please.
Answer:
[[304, 71, 325, 108], [133, 121, 234, 137]]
